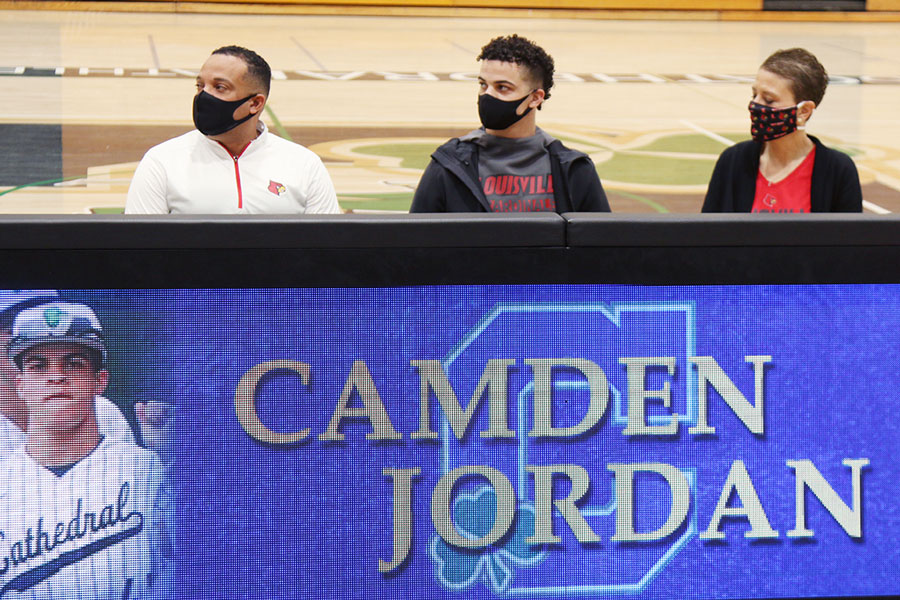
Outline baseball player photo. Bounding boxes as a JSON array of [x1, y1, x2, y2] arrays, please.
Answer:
[[0, 301, 174, 600], [0, 291, 136, 460]]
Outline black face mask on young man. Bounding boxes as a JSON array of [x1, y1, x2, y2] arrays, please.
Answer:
[[192, 91, 256, 136], [478, 90, 536, 131]]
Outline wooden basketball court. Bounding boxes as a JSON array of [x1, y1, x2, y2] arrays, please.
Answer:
[[2, 5, 900, 213]]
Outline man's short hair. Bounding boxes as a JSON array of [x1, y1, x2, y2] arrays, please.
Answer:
[[212, 45, 272, 96], [477, 34, 555, 104], [761, 48, 829, 107]]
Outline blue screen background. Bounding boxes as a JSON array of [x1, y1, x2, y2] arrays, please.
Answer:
[[93, 285, 899, 599]]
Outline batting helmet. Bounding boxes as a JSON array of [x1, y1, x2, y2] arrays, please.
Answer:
[[8, 302, 107, 365], [0, 290, 58, 330]]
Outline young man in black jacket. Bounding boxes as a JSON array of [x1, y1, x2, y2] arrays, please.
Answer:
[[410, 35, 610, 213]]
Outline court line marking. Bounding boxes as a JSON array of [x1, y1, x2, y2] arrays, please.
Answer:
[[264, 106, 293, 142], [290, 37, 326, 71], [381, 180, 417, 190], [613, 189, 670, 213], [821, 41, 900, 66], [862, 200, 891, 214], [446, 39, 473, 56], [148, 35, 161, 71], [682, 119, 891, 214], [679, 119, 736, 147], [0, 175, 82, 198], [857, 164, 900, 214]]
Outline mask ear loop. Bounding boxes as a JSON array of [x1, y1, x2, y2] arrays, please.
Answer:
[[523, 88, 540, 111]]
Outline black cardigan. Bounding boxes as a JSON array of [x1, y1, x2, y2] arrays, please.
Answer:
[[702, 136, 862, 212]]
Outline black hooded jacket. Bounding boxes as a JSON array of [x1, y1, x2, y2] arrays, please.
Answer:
[[410, 130, 610, 213]]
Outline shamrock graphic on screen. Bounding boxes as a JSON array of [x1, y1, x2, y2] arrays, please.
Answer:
[[430, 486, 547, 594]]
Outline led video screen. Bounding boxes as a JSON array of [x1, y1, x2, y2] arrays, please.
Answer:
[[7, 284, 894, 600]]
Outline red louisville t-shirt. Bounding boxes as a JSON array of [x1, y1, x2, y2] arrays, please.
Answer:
[[752, 146, 816, 213]]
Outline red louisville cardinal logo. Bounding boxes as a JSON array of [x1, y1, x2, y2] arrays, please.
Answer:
[[268, 180, 286, 196]]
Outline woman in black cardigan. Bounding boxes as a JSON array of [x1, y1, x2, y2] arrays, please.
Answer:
[[703, 48, 862, 213]]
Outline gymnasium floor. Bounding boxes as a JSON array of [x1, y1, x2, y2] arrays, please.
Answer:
[[2, 8, 900, 213]]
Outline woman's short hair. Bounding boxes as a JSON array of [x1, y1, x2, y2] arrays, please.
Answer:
[[760, 48, 829, 106]]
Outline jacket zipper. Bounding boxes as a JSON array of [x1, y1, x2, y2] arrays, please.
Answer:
[[218, 141, 252, 210], [232, 156, 243, 209]]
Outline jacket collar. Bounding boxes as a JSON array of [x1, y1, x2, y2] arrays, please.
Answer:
[[203, 121, 268, 158]]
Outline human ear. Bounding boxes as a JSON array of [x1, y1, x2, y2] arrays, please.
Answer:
[[797, 100, 816, 126], [250, 93, 266, 115], [95, 369, 110, 394]]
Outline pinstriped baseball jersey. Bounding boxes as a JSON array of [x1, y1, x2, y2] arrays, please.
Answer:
[[0, 437, 172, 599], [0, 419, 20, 462], [0, 397, 135, 460]]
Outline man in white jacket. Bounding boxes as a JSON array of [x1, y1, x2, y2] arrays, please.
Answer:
[[126, 45, 340, 214]]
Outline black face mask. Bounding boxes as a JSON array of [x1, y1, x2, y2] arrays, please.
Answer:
[[192, 91, 256, 136], [478, 91, 535, 131], [749, 100, 806, 143]]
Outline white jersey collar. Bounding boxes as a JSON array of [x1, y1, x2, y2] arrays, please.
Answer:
[[202, 120, 269, 158]]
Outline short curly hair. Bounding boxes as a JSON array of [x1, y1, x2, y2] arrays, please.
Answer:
[[760, 48, 828, 107], [477, 34, 555, 104]]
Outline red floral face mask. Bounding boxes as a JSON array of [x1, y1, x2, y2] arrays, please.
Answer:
[[749, 101, 806, 142]]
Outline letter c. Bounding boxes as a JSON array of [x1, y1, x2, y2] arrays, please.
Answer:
[[235, 360, 311, 444]]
